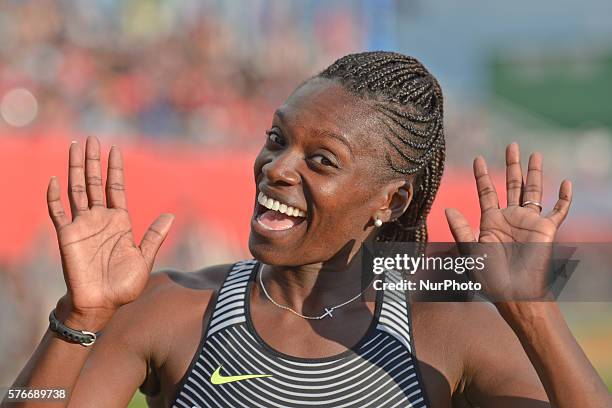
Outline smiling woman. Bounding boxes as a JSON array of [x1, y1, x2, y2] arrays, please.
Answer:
[[248, 52, 445, 270], [3, 51, 610, 408]]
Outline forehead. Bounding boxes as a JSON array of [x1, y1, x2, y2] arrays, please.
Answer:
[[277, 78, 381, 151]]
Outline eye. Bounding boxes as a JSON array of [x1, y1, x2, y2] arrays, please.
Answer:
[[266, 130, 285, 146], [310, 154, 338, 168]]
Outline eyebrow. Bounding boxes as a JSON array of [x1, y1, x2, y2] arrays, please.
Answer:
[[273, 109, 355, 159], [311, 128, 355, 159]]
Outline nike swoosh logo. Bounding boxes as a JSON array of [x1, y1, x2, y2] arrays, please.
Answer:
[[210, 365, 272, 385]]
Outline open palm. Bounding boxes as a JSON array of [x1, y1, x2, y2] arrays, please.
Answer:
[[444, 143, 572, 300], [47, 137, 174, 318]]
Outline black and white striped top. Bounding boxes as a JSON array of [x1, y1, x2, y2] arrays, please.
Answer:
[[172, 260, 429, 408]]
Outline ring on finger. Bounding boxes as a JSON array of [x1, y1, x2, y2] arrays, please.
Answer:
[[521, 200, 542, 212]]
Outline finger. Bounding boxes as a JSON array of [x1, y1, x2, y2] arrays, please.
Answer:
[[505, 142, 523, 206], [105, 145, 127, 211], [522, 152, 543, 213], [139, 213, 175, 269], [47, 176, 70, 231], [546, 180, 572, 227], [444, 208, 476, 243], [85, 136, 104, 208], [473, 156, 499, 213], [68, 141, 88, 219]]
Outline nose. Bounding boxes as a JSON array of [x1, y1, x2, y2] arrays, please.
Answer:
[[262, 154, 301, 186]]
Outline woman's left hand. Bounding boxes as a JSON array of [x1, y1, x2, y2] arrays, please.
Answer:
[[444, 142, 572, 302]]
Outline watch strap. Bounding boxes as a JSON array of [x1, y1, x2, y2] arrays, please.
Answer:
[[48, 309, 100, 347]]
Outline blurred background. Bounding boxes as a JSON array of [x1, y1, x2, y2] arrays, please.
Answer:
[[0, 0, 610, 405]]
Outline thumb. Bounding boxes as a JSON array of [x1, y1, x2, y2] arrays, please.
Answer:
[[139, 213, 175, 269], [444, 208, 476, 243]]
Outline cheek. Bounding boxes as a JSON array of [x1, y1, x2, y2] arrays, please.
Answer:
[[314, 181, 377, 229]]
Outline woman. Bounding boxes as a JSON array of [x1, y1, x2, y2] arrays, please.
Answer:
[[4, 52, 610, 408]]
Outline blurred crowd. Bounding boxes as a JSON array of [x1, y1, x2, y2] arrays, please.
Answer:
[[0, 0, 361, 147]]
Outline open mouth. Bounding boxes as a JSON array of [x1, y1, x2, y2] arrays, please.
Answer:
[[255, 192, 307, 231]]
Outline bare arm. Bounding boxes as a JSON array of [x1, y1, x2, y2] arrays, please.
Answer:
[[1, 137, 174, 407], [496, 301, 611, 407], [446, 143, 610, 407], [5, 299, 147, 408], [457, 302, 610, 408], [3, 300, 110, 408]]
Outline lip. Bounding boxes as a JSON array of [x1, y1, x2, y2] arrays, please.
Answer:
[[251, 208, 308, 239], [257, 184, 306, 213]]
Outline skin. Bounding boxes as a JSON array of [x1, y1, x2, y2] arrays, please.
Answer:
[[2, 77, 610, 408]]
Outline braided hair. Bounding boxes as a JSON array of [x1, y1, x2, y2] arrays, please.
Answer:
[[318, 51, 445, 243]]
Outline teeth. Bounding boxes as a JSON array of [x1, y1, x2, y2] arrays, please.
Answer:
[[257, 192, 306, 218], [258, 192, 266, 205]]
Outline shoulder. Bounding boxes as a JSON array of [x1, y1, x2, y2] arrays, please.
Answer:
[[411, 302, 543, 401], [131, 262, 235, 312], [100, 261, 240, 354], [148, 262, 235, 296], [410, 302, 501, 387], [412, 301, 519, 358], [70, 261, 247, 402], [425, 301, 523, 356], [412, 301, 504, 329]]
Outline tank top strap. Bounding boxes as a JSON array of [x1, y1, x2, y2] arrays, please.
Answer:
[[376, 269, 413, 352], [206, 259, 258, 339]]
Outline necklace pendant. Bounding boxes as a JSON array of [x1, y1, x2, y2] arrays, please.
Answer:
[[323, 307, 334, 318]]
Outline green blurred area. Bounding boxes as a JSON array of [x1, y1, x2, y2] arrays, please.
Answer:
[[125, 303, 611, 407], [560, 303, 612, 390], [492, 52, 612, 129], [129, 392, 147, 408]]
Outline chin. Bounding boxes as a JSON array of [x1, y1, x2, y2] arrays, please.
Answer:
[[248, 233, 330, 267], [248, 233, 296, 266]]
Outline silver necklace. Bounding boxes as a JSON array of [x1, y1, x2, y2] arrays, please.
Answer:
[[257, 263, 373, 320]]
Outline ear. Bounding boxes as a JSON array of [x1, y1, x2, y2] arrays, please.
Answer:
[[375, 180, 413, 222]]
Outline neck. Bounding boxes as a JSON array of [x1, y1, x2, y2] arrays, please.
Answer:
[[256, 239, 377, 315]]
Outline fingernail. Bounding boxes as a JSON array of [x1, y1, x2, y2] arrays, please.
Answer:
[[71, 140, 77, 144]]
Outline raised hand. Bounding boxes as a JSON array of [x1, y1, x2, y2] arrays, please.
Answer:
[[444, 143, 572, 301], [47, 136, 174, 327]]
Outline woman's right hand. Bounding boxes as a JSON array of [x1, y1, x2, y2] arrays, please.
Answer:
[[47, 136, 174, 329]]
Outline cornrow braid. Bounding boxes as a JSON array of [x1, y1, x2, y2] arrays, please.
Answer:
[[318, 51, 446, 243]]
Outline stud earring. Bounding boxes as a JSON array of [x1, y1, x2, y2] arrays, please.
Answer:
[[374, 218, 383, 227]]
